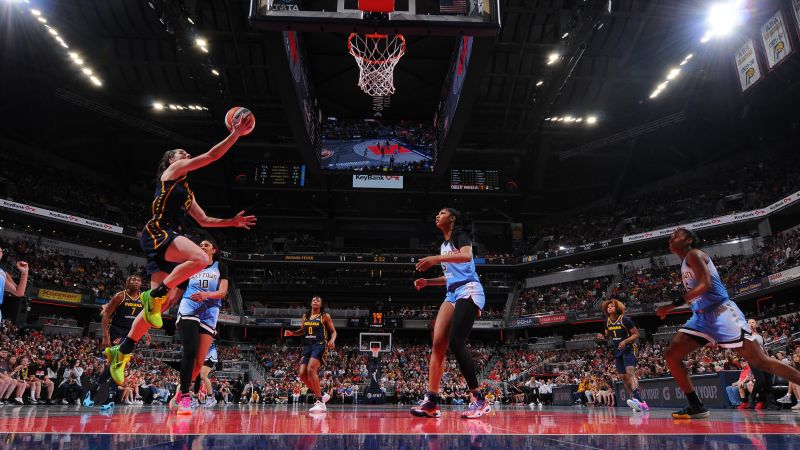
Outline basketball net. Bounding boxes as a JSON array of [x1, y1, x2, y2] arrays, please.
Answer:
[[370, 346, 381, 358], [348, 33, 406, 97]]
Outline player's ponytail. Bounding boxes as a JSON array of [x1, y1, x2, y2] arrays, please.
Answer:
[[156, 149, 180, 180], [679, 228, 703, 249], [444, 207, 477, 247]]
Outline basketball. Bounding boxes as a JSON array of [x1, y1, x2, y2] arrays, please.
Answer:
[[225, 106, 255, 135]]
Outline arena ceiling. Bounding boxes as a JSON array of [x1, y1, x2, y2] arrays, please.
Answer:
[[1, 0, 798, 221]]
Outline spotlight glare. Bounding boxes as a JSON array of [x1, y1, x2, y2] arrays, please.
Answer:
[[561, 32, 569, 39], [153, 102, 164, 110], [47, 28, 58, 36], [82, 68, 92, 75], [666, 68, 681, 80], [169, 104, 177, 110], [89, 76, 102, 86], [650, 90, 660, 99], [576, 117, 583, 123], [211, 69, 220, 76], [707, 1, 744, 38], [59, 42, 68, 48], [195, 38, 207, 47], [680, 60, 688, 66], [685, 53, 694, 60], [199, 46, 208, 53], [37, 16, 47, 23], [535, 80, 543, 86], [586, 116, 598, 125], [547, 52, 560, 65], [30, 8, 41, 16], [73, 58, 84, 65], [187, 17, 195, 24], [658, 81, 669, 90]]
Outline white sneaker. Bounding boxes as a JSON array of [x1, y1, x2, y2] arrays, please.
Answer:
[[777, 394, 792, 404], [204, 397, 218, 409], [309, 400, 326, 413], [321, 393, 331, 404], [792, 404, 800, 411], [626, 398, 642, 412]]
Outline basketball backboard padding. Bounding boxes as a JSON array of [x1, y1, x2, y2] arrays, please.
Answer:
[[359, 0, 395, 13]]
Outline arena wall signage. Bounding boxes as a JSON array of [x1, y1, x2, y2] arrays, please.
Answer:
[[37, 288, 83, 303], [621, 190, 800, 244], [0, 199, 124, 234], [352, 174, 404, 189], [615, 372, 739, 408]]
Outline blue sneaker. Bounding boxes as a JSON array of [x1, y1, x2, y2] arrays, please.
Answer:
[[82, 391, 94, 407], [99, 402, 114, 415], [461, 398, 491, 419]]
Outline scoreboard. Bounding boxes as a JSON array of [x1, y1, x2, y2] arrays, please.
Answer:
[[252, 163, 306, 187], [450, 169, 500, 191]]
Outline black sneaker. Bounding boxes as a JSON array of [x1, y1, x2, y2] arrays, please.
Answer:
[[672, 405, 709, 419], [410, 395, 441, 418]]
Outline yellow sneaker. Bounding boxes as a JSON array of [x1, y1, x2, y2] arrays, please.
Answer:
[[105, 346, 131, 386], [140, 289, 168, 329]]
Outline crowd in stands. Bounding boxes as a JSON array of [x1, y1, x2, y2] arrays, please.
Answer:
[[0, 236, 143, 298], [515, 277, 612, 317], [716, 229, 800, 287], [527, 151, 800, 251], [254, 341, 493, 405], [609, 258, 683, 308], [0, 151, 148, 228], [0, 320, 177, 406]]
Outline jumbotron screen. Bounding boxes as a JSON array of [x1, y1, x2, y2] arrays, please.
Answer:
[[449, 169, 500, 191], [319, 119, 435, 173]]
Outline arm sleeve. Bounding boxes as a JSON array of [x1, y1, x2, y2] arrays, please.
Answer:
[[454, 232, 472, 248], [219, 263, 229, 280]]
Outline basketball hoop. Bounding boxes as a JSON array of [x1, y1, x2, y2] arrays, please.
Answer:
[[348, 33, 406, 97], [370, 343, 381, 358]]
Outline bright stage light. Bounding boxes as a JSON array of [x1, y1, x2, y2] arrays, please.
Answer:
[[707, 1, 745, 38]]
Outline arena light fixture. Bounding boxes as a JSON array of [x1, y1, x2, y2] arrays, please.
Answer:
[[187, 17, 195, 24], [547, 52, 560, 65], [19, 6, 103, 87], [666, 68, 681, 80], [561, 32, 569, 39], [707, 0, 745, 38], [211, 69, 220, 76], [153, 102, 164, 110], [586, 116, 597, 125]]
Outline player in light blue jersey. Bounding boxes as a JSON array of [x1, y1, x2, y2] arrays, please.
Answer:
[[0, 247, 29, 323], [411, 207, 489, 419], [170, 240, 228, 415], [657, 228, 800, 420]]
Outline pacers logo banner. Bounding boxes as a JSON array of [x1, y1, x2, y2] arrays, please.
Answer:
[[760, 10, 792, 70], [734, 39, 762, 92], [38, 288, 83, 303]]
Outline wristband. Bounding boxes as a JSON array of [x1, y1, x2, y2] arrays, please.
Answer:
[[672, 297, 685, 307]]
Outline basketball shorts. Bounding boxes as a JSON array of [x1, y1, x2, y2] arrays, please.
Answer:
[[679, 300, 754, 348], [614, 347, 637, 374], [301, 341, 327, 365], [204, 346, 218, 369], [140, 226, 180, 275], [177, 298, 219, 335], [445, 281, 486, 310]]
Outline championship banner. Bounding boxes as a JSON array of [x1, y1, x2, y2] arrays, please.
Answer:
[[761, 10, 793, 70], [793, 0, 800, 37], [1, 199, 124, 234], [734, 39, 762, 92], [37, 288, 82, 303]]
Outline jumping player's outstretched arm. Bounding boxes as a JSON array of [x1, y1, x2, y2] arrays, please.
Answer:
[[188, 199, 256, 229], [163, 123, 251, 180]]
